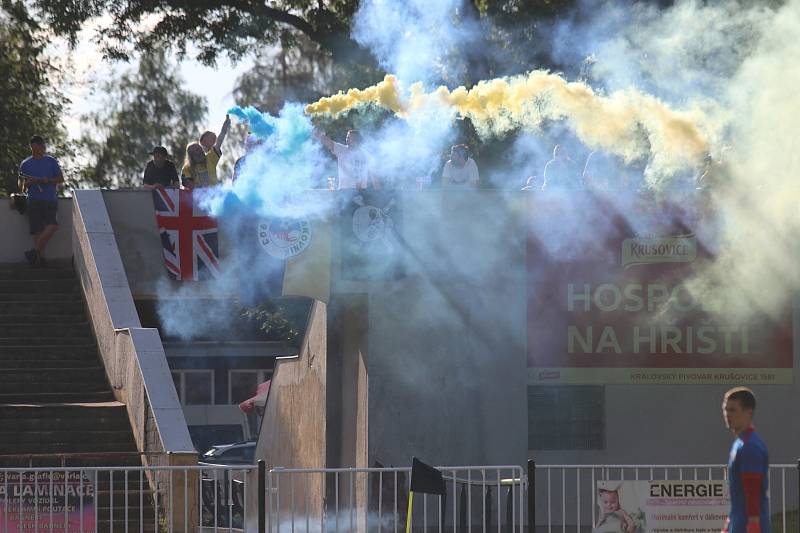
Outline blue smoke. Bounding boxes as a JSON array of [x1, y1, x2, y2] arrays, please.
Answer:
[[227, 105, 276, 139], [201, 103, 330, 219]]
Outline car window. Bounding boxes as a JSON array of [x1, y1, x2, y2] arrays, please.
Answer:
[[219, 447, 246, 460], [242, 445, 255, 462]]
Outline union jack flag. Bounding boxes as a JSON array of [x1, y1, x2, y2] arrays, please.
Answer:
[[152, 189, 220, 281]]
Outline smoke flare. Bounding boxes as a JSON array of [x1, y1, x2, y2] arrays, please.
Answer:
[[306, 71, 711, 180]]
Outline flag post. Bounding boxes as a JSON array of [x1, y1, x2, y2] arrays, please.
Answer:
[[405, 491, 414, 533], [528, 460, 536, 533]]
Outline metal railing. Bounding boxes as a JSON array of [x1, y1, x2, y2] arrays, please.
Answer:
[[0, 464, 255, 533], [529, 462, 800, 533], [5, 461, 797, 532], [264, 464, 526, 532]]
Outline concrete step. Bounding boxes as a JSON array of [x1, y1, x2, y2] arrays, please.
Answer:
[[0, 429, 138, 446], [0, 359, 99, 369], [0, 405, 128, 431], [0, 453, 146, 468], [0, 402, 125, 416], [0, 266, 75, 280], [0, 313, 86, 324], [0, 439, 137, 455], [0, 337, 94, 346], [0, 380, 110, 394], [0, 391, 115, 403], [0, 323, 93, 338], [1, 300, 85, 314], [0, 292, 82, 302], [0, 367, 107, 385], [0, 344, 97, 358], [0, 279, 78, 293]]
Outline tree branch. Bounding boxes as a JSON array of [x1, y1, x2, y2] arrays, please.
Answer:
[[223, 0, 318, 40]]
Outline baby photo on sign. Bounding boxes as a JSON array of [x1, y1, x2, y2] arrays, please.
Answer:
[[593, 482, 646, 533]]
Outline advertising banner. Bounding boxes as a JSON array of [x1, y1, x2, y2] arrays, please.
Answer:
[[594, 480, 729, 533], [0, 471, 95, 533], [527, 193, 793, 384]]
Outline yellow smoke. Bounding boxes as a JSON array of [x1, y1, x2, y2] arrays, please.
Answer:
[[306, 71, 711, 179]]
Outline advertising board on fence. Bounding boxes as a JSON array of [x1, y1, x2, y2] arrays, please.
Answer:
[[527, 193, 793, 385], [594, 480, 729, 533], [0, 471, 95, 533]]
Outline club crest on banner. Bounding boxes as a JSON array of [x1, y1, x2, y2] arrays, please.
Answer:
[[351, 194, 396, 245], [340, 190, 404, 281], [258, 218, 312, 259]]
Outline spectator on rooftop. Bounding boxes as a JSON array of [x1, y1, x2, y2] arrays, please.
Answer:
[[142, 146, 179, 190], [232, 134, 264, 182], [182, 114, 231, 188], [582, 150, 617, 191], [314, 128, 380, 189], [521, 175, 540, 191], [542, 144, 579, 190], [181, 142, 208, 190], [442, 144, 480, 188]]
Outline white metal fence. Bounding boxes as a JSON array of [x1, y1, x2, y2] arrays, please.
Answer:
[[0, 464, 255, 533], [2, 462, 798, 532], [266, 465, 526, 532], [530, 463, 799, 533]]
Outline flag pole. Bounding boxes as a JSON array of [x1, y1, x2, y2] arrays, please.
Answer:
[[405, 491, 414, 533]]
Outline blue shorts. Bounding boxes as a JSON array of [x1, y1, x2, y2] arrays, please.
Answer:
[[28, 199, 58, 234]]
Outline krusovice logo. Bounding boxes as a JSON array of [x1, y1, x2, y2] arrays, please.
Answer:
[[622, 234, 696, 268]]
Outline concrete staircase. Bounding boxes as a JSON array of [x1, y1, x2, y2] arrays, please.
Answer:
[[0, 262, 157, 532]]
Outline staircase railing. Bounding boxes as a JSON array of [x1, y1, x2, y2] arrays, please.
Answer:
[[71, 190, 198, 529]]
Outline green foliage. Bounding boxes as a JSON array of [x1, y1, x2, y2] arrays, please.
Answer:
[[241, 299, 303, 346], [79, 50, 208, 188], [235, 31, 345, 115], [31, 0, 369, 67], [0, 2, 69, 195]]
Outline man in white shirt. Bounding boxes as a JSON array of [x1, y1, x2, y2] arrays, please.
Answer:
[[314, 129, 378, 189], [442, 144, 480, 187]]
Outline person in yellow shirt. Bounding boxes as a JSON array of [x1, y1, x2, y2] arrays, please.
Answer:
[[182, 114, 231, 188]]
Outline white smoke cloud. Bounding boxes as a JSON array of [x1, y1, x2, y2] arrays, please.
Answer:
[[689, 0, 800, 320], [545, 0, 800, 320], [352, 0, 481, 85]]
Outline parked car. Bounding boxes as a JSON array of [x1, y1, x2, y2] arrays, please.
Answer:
[[200, 440, 257, 465]]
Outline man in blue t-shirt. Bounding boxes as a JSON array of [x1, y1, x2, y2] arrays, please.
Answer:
[[722, 387, 770, 533], [19, 135, 63, 266]]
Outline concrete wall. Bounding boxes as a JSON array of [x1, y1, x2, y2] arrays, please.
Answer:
[[73, 189, 198, 527], [247, 300, 328, 530], [330, 191, 528, 469], [72, 190, 195, 455], [326, 294, 370, 470], [256, 300, 328, 470], [0, 197, 73, 263]]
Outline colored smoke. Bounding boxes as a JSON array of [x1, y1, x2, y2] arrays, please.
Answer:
[[158, 0, 800, 369], [306, 71, 711, 182]]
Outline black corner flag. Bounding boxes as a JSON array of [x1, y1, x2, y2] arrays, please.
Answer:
[[407, 457, 447, 533], [410, 457, 447, 495]]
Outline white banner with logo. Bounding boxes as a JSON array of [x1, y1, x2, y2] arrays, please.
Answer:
[[594, 480, 729, 533]]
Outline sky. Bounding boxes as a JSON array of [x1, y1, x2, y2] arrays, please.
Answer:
[[62, 28, 254, 140]]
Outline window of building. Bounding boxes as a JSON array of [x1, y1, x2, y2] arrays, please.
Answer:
[[528, 386, 604, 450], [229, 370, 270, 405], [172, 370, 214, 406]]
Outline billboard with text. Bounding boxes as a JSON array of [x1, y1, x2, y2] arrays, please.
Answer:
[[527, 193, 793, 384]]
